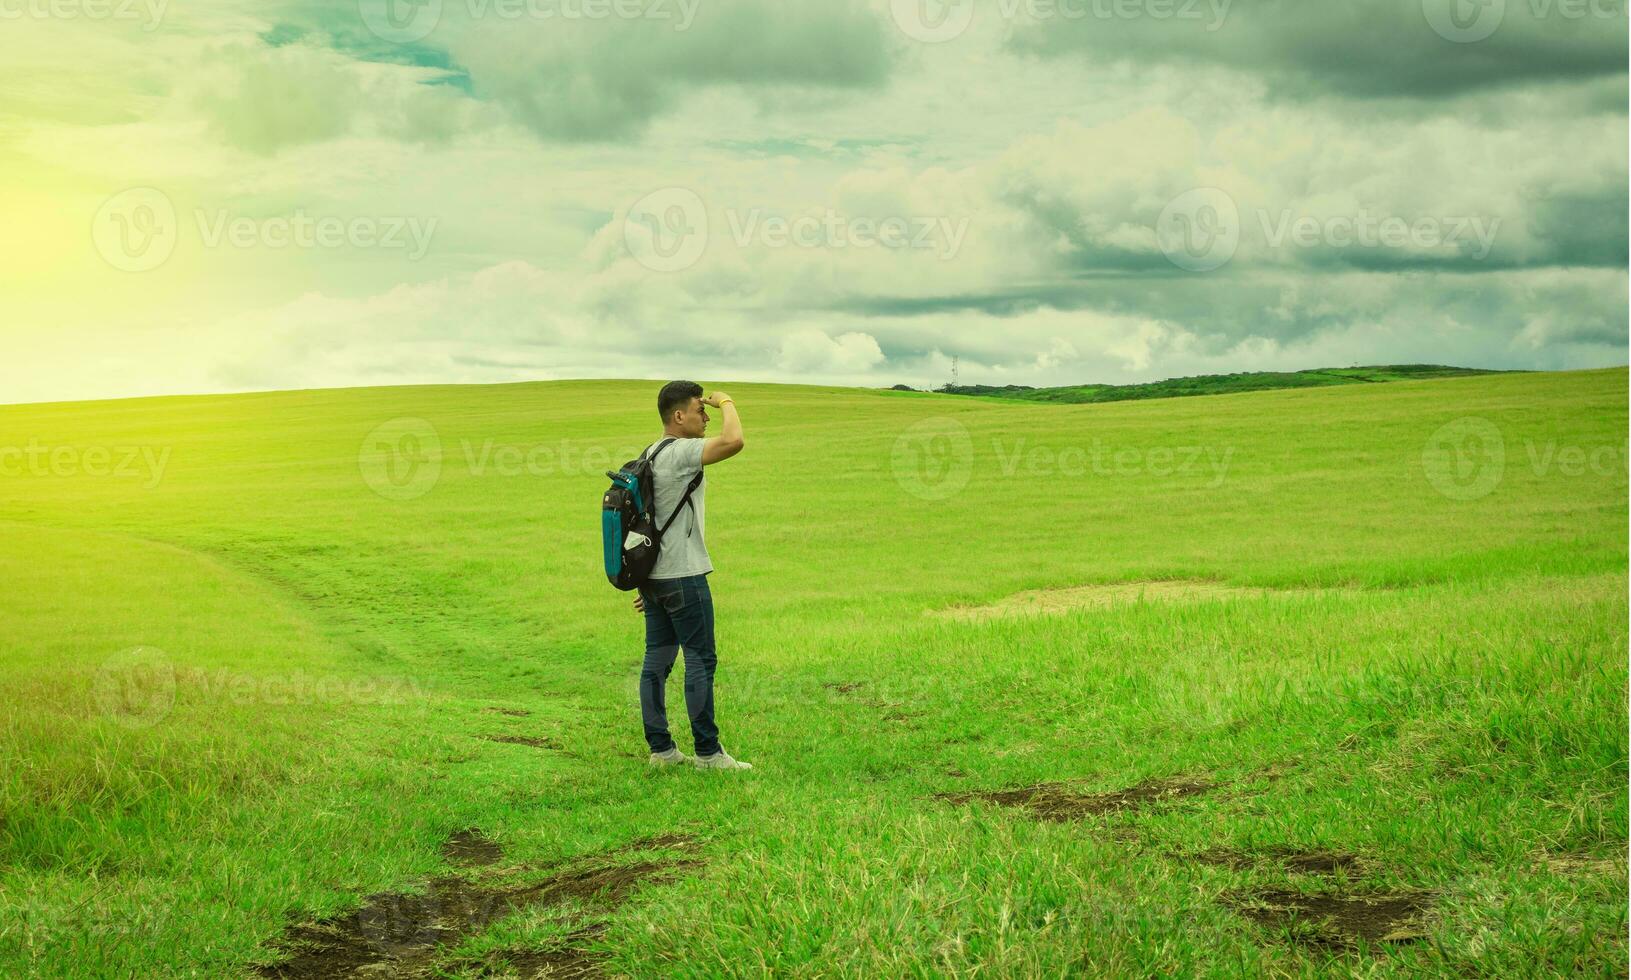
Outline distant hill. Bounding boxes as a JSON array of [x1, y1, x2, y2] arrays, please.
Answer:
[[938, 365, 1513, 405]]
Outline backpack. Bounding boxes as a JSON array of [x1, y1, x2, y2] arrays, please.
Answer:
[[601, 438, 703, 591]]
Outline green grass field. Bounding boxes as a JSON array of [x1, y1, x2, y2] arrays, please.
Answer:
[[1, 368, 1626, 977]]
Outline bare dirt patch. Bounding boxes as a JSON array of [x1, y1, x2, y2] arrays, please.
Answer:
[[1225, 887, 1436, 949], [936, 775, 1216, 822], [442, 829, 504, 869], [932, 580, 1329, 621], [256, 874, 519, 978], [1272, 851, 1361, 876], [483, 707, 533, 718], [256, 831, 698, 978], [481, 734, 562, 750], [824, 682, 865, 695]]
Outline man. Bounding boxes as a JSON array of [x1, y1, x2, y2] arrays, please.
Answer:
[[633, 380, 752, 770]]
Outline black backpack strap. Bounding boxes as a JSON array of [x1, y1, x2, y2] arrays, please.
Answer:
[[643, 437, 678, 462], [642, 437, 701, 538], [658, 471, 704, 537]]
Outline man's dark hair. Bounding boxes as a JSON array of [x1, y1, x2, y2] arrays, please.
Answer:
[[658, 380, 704, 422]]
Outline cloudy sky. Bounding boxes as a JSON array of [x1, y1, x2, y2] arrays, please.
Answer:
[[3, 0, 1626, 403]]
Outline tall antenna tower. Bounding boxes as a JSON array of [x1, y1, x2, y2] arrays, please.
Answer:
[[951, 356, 959, 388]]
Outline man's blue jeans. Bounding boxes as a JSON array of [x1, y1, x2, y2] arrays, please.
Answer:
[[639, 574, 719, 756]]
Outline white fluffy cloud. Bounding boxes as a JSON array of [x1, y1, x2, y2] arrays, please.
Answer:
[[776, 330, 886, 373]]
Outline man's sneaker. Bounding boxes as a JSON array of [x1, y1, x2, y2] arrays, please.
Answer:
[[649, 747, 688, 766], [692, 748, 753, 770]]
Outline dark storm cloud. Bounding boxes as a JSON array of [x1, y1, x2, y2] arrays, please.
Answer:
[[274, 0, 894, 143], [1526, 189, 1631, 267], [812, 265, 1629, 361], [1009, 0, 1628, 99], [988, 125, 1628, 276], [443, 0, 894, 141]]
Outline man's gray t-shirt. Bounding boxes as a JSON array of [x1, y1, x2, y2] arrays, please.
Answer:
[[647, 437, 710, 580]]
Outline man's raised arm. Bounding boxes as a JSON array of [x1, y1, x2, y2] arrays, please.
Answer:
[[701, 391, 745, 465]]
